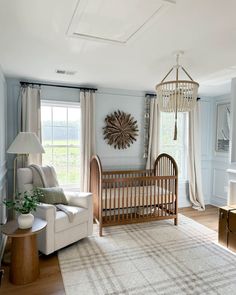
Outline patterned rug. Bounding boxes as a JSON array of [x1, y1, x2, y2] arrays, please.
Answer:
[[58, 215, 236, 295]]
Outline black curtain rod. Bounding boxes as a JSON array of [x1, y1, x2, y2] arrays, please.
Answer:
[[20, 81, 97, 92], [145, 93, 201, 101], [145, 93, 156, 97]]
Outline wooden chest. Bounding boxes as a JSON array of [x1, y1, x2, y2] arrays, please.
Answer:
[[219, 206, 236, 252]]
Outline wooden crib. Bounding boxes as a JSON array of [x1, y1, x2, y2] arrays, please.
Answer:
[[90, 153, 178, 236]]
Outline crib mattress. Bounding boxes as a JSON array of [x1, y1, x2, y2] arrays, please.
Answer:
[[102, 185, 176, 209]]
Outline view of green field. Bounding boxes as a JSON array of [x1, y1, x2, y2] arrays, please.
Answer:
[[41, 105, 81, 186], [42, 140, 80, 185]]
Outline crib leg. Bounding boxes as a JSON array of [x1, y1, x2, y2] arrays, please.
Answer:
[[174, 216, 178, 226], [99, 224, 103, 237]]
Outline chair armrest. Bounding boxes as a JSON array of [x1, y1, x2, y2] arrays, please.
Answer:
[[33, 203, 56, 255], [65, 192, 93, 236], [34, 203, 56, 220], [65, 192, 93, 209]]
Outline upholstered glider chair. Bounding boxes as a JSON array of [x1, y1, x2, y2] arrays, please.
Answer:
[[17, 168, 93, 255]]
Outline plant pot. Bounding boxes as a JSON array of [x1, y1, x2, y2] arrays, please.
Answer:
[[17, 213, 34, 229]]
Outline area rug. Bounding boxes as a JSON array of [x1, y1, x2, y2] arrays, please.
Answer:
[[58, 215, 236, 295]]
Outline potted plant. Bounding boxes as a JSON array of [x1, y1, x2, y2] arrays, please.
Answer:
[[3, 189, 42, 229]]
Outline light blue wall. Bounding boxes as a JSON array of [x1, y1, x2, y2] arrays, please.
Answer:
[[96, 87, 146, 170], [200, 94, 230, 207], [0, 66, 7, 262], [41, 85, 80, 103], [210, 94, 230, 206], [200, 97, 214, 205]]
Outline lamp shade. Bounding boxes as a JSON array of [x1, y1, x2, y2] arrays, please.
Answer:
[[7, 132, 45, 154]]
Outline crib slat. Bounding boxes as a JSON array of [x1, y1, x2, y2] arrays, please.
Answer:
[[168, 159, 171, 215], [134, 180, 137, 219], [113, 180, 115, 221], [109, 182, 112, 221], [157, 178, 160, 217], [130, 179, 133, 220], [122, 182, 124, 221], [142, 180, 144, 218], [105, 184, 107, 222], [165, 179, 167, 216], [118, 182, 120, 222], [146, 177, 148, 218], [171, 179, 173, 215], [154, 179, 157, 216], [161, 178, 164, 217], [126, 181, 128, 220], [149, 178, 151, 217], [168, 178, 170, 215], [138, 181, 141, 219]]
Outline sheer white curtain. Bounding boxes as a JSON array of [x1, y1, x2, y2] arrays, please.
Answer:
[[20, 85, 42, 165], [80, 90, 96, 192], [187, 102, 205, 210], [146, 97, 161, 169]]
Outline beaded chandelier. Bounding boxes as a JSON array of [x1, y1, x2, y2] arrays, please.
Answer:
[[155, 51, 199, 140]]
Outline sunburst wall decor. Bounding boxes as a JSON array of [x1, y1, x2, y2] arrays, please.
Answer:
[[103, 110, 139, 149]]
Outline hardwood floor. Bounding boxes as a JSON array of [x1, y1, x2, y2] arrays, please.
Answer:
[[1, 205, 219, 295], [1, 251, 65, 295], [179, 204, 219, 231]]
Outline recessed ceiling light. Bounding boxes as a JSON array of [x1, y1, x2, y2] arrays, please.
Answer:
[[56, 69, 77, 75]]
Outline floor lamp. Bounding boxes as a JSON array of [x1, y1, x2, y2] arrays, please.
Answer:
[[7, 132, 45, 199]]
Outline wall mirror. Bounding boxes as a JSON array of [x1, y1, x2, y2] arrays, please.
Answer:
[[216, 102, 230, 152]]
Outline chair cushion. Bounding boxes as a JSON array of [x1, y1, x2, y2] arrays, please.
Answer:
[[55, 205, 88, 233], [38, 187, 68, 205], [17, 168, 34, 193]]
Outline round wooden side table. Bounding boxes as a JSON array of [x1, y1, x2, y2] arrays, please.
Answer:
[[1, 217, 47, 285]]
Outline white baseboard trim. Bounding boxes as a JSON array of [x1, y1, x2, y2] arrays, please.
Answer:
[[210, 196, 227, 207], [178, 200, 191, 208]]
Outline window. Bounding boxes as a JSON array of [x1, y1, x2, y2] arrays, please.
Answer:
[[41, 102, 81, 186], [160, 112, 187, 179]]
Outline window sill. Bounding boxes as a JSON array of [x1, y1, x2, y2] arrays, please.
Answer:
[[61, 185, 80, 192]]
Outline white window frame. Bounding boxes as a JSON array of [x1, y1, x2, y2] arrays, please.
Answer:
[[160, 112, 188, 181], [41, 100, 81, 189]]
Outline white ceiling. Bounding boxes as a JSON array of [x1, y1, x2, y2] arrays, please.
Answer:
[[0, 0, 236, 96], [67, 0, 174, 44]]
